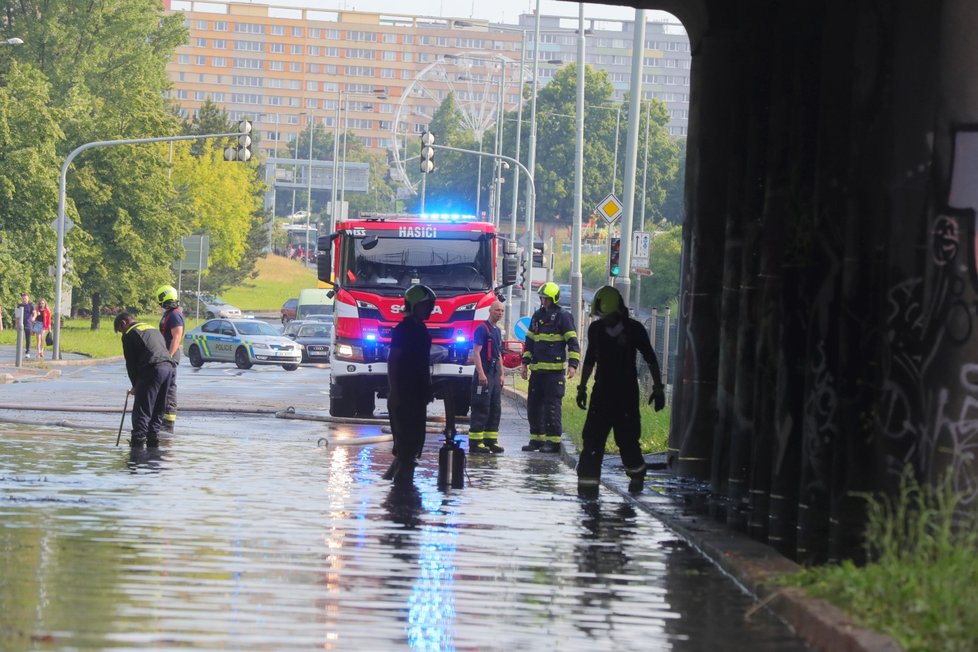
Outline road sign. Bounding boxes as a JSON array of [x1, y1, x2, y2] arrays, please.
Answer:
[[595, 194, 622, 224], [51, 216, 74, 234], [513, 316, 531, 342], [632, 230, 651, 269], [178, 235, 210, 271]]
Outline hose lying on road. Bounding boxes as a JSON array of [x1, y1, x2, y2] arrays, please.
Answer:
[[318, 434, 394, 448], [0, 404, 279, 415]]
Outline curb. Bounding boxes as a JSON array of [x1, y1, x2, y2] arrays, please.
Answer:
[[500, 384, 901, 652]]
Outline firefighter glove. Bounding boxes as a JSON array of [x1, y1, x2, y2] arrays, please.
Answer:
[[576, 385, 588, 410], [649, 384, 666, 412]]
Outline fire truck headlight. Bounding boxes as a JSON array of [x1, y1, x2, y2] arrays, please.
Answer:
[[457, 302, 477, 311], [335, 342, 365, 362], [365, 332, 377, 341], [356, 299, 379, 310]]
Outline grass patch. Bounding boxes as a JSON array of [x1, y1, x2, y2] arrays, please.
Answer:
[[781, 469, 978, 652], [223, 255, 318, 311], [507, 371, 670, 454]]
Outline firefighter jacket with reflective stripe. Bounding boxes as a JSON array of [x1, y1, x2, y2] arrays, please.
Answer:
[[122, 322, 175, 386], [522, 305, 580, 372]]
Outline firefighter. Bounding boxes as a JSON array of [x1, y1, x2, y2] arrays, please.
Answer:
[[469, 300, 506, 455], [156, 285, 185, 433], [575, 285, 665, 494], [520, 282, 580, 453], [384, 284, 436, 484], [114, 312, 176, 449]]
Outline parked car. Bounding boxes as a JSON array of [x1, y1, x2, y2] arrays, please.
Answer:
[[183, 318, 301, 370], [289, 321, 333, 363], [193, 293, 242, 319], [281, 297, 298, 323]]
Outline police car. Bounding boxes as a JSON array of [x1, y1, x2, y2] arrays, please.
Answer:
[[184, 319, 302, 371]]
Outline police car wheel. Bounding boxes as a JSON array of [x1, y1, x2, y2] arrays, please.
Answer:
[[234, 347, 253, 370], [282, 364, 299, 371], [188, 345, 204, 368]]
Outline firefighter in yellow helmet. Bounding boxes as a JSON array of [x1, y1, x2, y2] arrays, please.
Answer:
[[520, 281, 580, 453], [576, 285, 665, 494], [155, 285, 185, 433], [383, 284, 436, 484]]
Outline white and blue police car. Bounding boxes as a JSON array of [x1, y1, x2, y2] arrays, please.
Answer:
[[184, 319, 302, 371]]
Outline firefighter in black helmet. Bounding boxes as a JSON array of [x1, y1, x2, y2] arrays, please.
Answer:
[[576, 285, 665, 494], [520, 282, 580, 453], [384, 284, 436, 484]]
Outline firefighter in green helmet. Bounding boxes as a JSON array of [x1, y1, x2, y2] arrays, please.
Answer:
[[155, 285, 185, 433], [520, 281, 580, 453], [575, 285, 665, 494]]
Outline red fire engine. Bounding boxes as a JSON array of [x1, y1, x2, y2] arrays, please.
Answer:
[[317, 213, 518, 418]]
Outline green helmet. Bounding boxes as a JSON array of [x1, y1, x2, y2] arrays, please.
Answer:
[[155, 285, 178, 306], [591, 285, 625, 318], [404, 284, 436, 311], [538, 281, 560, 304]]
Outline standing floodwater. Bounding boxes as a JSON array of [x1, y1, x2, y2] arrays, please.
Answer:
[[0, 422, 808, 650]]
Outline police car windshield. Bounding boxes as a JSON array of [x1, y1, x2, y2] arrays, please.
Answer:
[[342, 234, 491, 293], [234, 321, 279, 337]]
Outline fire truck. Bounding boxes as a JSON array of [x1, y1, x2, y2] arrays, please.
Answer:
[[317, 213, 518, 418]]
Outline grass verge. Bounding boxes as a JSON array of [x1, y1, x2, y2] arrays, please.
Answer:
[[507, 370, 670, 454], [223, 255, 317, 311], [780, 469, 978, 652]]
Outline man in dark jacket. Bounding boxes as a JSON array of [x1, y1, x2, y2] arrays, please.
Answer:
[[384, 284, 436, 484], [520, 282, 580, 453], [156, 285, 185, 433], [115, 312, 176, 449], [575, 286, 665, 494], [469, 300, 506, 455]]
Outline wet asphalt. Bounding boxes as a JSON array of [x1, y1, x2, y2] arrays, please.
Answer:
[[0, 358, 810, 650]]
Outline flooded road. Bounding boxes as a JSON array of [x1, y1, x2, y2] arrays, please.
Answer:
[[1, 362, 809, 650]]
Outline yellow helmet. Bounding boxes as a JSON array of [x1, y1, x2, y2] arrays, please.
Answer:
[[591, 285, 625, 317], [538, 281, 560, 304], [155, 285, 178, 306], [404, 284, 436, 311]]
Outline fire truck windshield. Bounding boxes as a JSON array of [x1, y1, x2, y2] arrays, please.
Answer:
[[341, 233, 492, 294]]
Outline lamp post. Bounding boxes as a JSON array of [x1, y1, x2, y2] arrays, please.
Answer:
[[302, 112, 314, 262], [330, 88, 385, 229]]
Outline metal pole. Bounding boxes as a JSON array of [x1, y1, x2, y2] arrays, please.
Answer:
[[507, 35, 527, 336], [570, 3, 586, 334], [420, 173, 427, 213], [306, 113, 314, 260], [525, 0, 542, 319], [635, 101, 652, 313], [476, 139, 484, 217], [331, 98, 341, 232], [616, 9, 647, 301], [612, 106, 621, 194], [340, 95, 349, 205], [493, 60, 506, 227], [54, 130, 245, 359]]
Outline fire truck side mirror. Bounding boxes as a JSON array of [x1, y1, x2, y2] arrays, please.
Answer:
[[316, 235, 332, 284], [502, 256, 519, 286]]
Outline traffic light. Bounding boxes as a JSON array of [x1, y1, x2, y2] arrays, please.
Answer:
[[608, 237, 621, 277], [518, 252, 527, 288], [420, 131, 435, 173], [224, 120, 253, 162]]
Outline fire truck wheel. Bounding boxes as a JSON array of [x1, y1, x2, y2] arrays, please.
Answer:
[[355, 392, 376, 418], [329, 383, 357, 418]]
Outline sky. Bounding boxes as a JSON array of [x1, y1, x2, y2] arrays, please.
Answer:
[[242, 1, 677, 25]]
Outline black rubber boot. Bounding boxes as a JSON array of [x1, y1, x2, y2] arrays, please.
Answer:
[[521, 440, 544, 452], [539, 441, 561, 454], [484, 439, 505, 454], [146, 436, 160, 449], [627, 469, 646, 494], [469, 441, 491, 455], [392, 459, 416, 485], [129, 436, 146, 449]]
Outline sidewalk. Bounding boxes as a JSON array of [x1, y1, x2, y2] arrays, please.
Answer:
[[501, 384, 900, 652], [0, 344, 121, 384]]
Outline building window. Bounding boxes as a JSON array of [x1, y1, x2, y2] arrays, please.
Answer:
[[194, 56, 207, 65], [382, 50, 396, 61], [293, 27, 303, 37], [269, 60, 284, 71], [403, 35, 413, 44], [212, 57, 226, 67], [403, 52, 413, 63], [381, 68, 395, 78], [327, 29, 339, 39], [288, 79, 301, 89], [177, 90, 189, 99], [326, 46, 339, 57], [290, 62, 302, 73], [269, 43, 284, 54], [306, 81, 318, 91], [232, 58, 262, 69], [178, 55, 190, 64], [234, 23, 264, 35], [310, 28, 321, 39], [267, 96, 283, 106], [308, 63, 320, 73], [231, 93, 261, 104], [289, 97, 300, 107], [234, 40, 263, 52], [291, 44, 302, 55], [325, 64, 338, 74], [324, 83, 338, 94], [214, 21, 227, 32], [346, 48, 375, 59], [195, 38, 207, 47], [270, 25, 285, 36], [213, 39, 226, 49], [309, 46, 320, 56], [232, 76, 263, 87], [347, 31, 377, 42], [344, 66, 375, 77], [306, 98, 317, 108], [383, 32, 397, 43], [196, 20, 208, 30]]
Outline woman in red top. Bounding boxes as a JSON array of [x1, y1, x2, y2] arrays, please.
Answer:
[[34, 298, 52, 359]]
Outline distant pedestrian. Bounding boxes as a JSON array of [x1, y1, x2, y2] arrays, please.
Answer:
[[155, 285, 185, 433], [468, 300, 506, 455], [575, 285, 665, 494], [520, 282, 580, 453], [17, 293, 35, 358], [0, 303, 5, 331], [384, 284, 436, 484], [34, 298, 51, 359], [114, 312, 176, 449]]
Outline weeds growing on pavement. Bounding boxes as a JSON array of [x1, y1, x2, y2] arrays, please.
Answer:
[[782, 468, 978, 652]]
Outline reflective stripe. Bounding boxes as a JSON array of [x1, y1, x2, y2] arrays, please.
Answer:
[[528, 362, 566, 371], [163, 414, 176, 422], [568, 352, 581, 360], [482, 431, 498, 437], [562, 330, 578, 340], [625, 463, 647, 476], [543, 435, 561, 443], [468, 431, 484, 441], [578, 477, 600, 486], [532, 333, 565, 342], [529, 434, 546, 442]]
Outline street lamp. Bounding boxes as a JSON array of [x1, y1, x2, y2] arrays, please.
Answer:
[[334, 88, 386, 217], [300, 112, 314, 262]]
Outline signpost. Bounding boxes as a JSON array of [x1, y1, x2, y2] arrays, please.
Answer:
[[595, 193, 622, 225], [513, 316, 531, 342], [632, 230, 651, 270]]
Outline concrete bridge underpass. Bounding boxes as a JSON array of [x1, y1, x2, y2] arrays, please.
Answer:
[[621, 0, 978, 563]]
